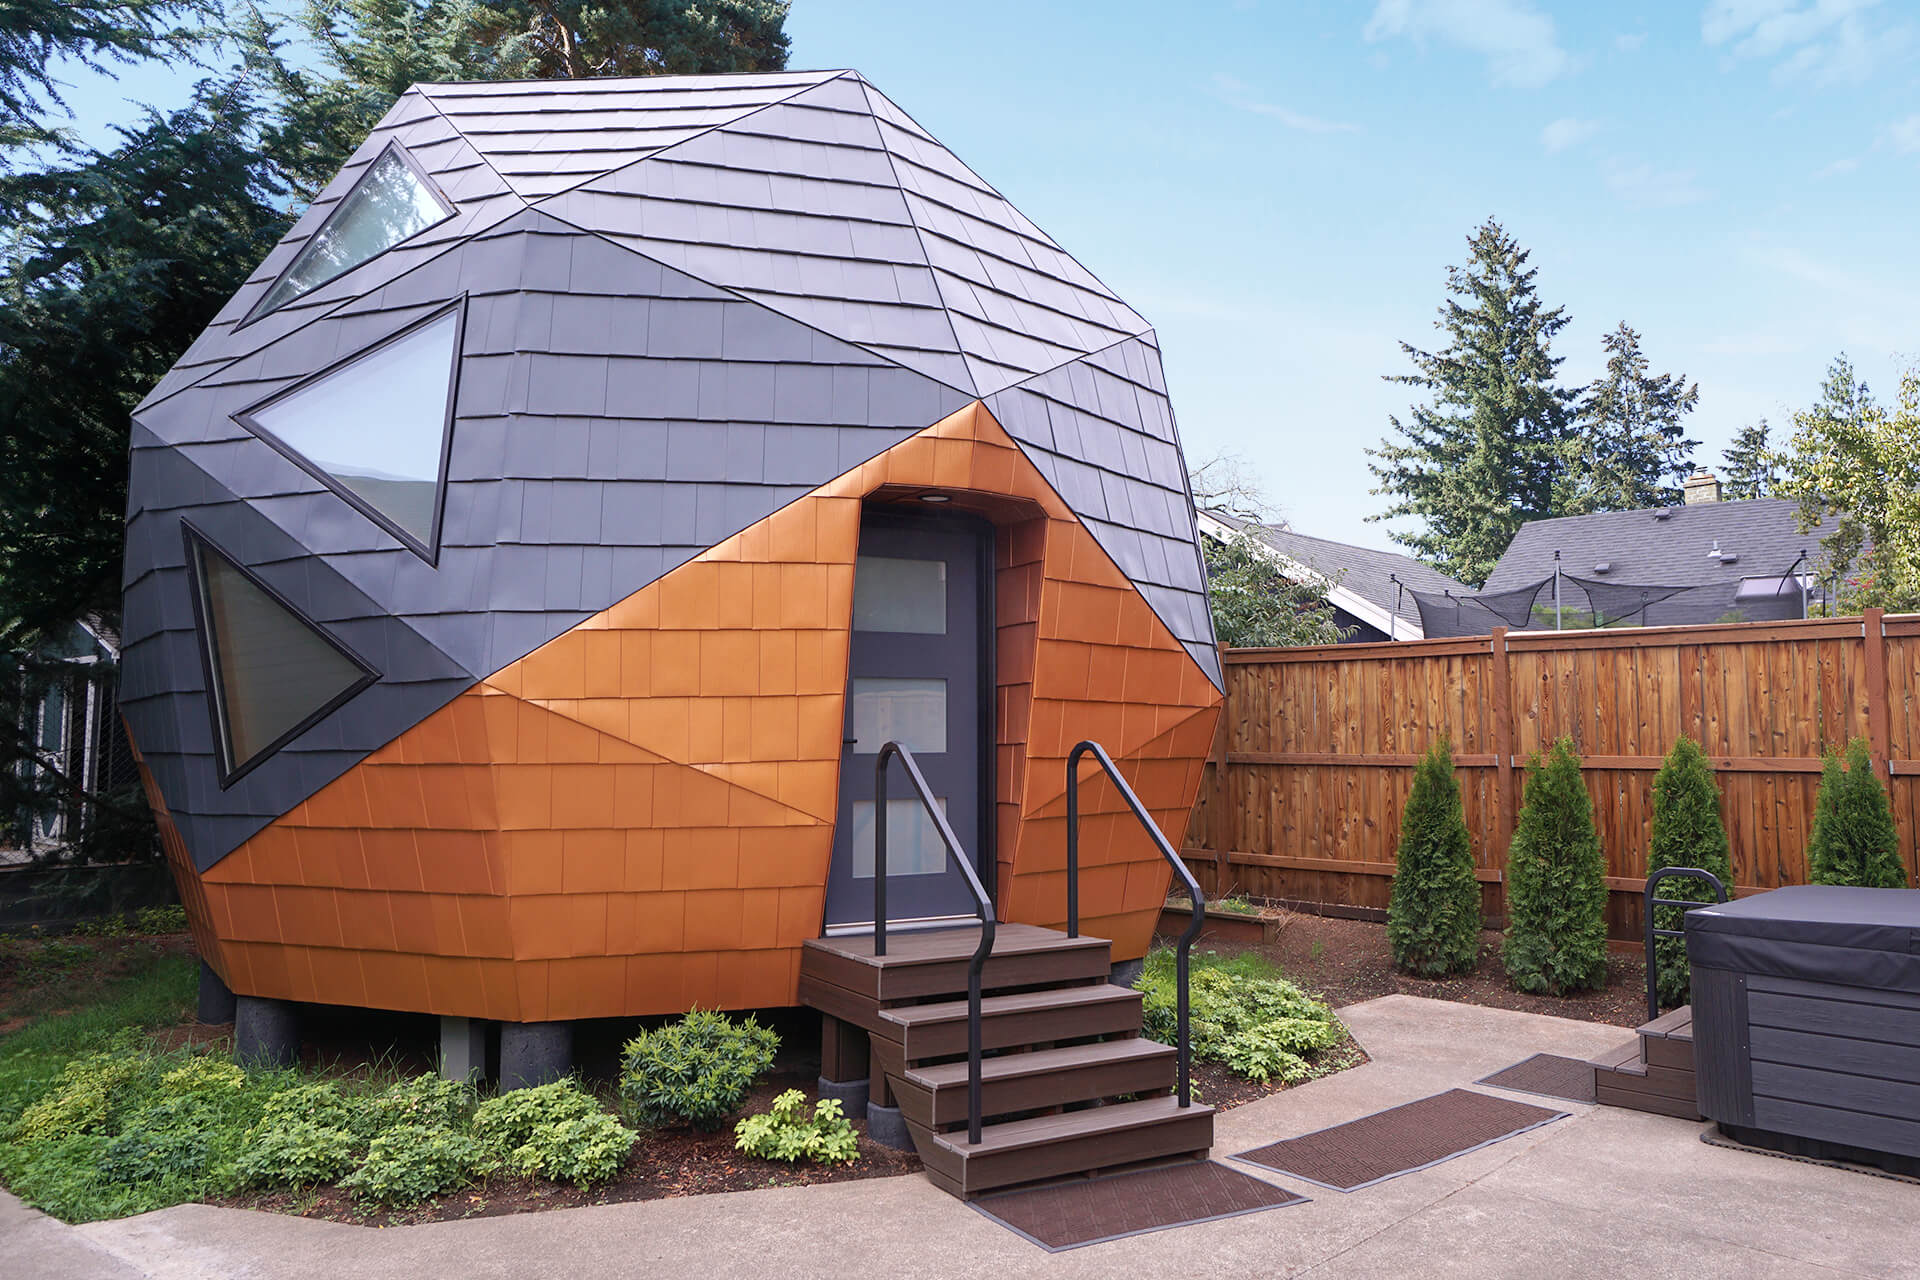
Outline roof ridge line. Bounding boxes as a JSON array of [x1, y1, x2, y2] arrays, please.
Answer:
[[407, 83, 528, 208]]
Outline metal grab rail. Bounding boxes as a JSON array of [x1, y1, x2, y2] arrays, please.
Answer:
[[1643, 867, 1728, 1024], [1066, 740, 1203, 1108], [874, 741, 995, 1145]]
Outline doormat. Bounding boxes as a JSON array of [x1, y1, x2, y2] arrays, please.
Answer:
[[1233, 1089, 1566, 1192], [1475, 1053, 1598, 1104], [969, 1160, 1306, 1252]]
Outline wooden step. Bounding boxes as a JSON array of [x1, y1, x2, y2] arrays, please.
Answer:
[[877, 984, 1144, 1059], [800, 924, 1112, 1002], [913, 1095, 1216, 1199], [1593, 1030, 1700, 1121], [1638, 1006, 1695, 1072], [891, 1039, 1178, 1129]]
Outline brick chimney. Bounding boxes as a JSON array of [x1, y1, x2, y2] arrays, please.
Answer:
[[1683, 470, 1721, 505]]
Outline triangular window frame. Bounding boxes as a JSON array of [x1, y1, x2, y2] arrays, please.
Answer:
[[233, 297, 466, 564], [182, 523, 380, 788], [242, 141, 456, 327]]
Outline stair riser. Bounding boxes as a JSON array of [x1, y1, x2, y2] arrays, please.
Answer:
[[894, 1002, 1143, 1059], [1642, 1037, 1694, 1072], [910, 1112, 1215, 1198], [895, 1056, 1177, 1129], [1595, 1084, 1699, 1120]]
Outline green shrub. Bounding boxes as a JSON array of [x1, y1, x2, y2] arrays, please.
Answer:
[[1135, 949, 1341, 1083], [235, 1117, 362, 1188], [255, 1081, 357, 1132], [357, 1074, 474, 1134], [734, 1089, 859, 1165], [11, 1052, 148, 1141], [1809, 738, 1907, 888], [1387, 740, 1483, 977], [619, 1009, 778, 1131], [340, 1123, 478, 1206], [1648, 737, 1733, 1008], [1502, 739, 1609, 995], [134, 905, 190, 935], [472, 1079, 633, 1185]]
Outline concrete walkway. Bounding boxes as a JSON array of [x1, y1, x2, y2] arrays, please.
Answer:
[[8, 995, 1916, 1278]]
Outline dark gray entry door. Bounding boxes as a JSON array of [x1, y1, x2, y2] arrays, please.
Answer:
[[824, 510, 988, 928]]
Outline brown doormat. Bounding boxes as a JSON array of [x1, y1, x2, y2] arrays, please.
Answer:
[[969, 1160, 1306, 1252], [1475, 1053, 1598, 1104], [1234, 1088, 1567, 1192]]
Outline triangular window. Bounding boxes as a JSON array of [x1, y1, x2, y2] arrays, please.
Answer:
[[185, 528, 378, 786], [236, 304, 462, 558], [249, 143, 453, 320]]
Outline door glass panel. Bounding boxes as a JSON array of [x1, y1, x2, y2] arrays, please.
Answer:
[[852, 555, 946, 634], [850, 678, 946, 755], [849, 797, 949, 878]]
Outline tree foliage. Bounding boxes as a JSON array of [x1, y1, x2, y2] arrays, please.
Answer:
[[1202, 527, 1350, 648], [1780, 355, 1920, 612], [1368, 218, 1576, 587], [1807, 738, 1906, 889], [1555, 322, 1699, 515], [1647, 736, 1731, 1008], [1387, 740, 1482, 977], [0, 0, 206, 155], [1502, 738, 1608, 995], [1720, 420, 1775, 500]]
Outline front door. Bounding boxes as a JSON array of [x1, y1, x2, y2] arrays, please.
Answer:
[[823, 509, 989, 929]]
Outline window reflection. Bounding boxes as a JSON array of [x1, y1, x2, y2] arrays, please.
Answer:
[[254, 147, 452, 318]]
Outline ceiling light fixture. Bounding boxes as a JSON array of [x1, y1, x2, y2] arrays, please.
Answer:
[[919, 493, 951, 503]]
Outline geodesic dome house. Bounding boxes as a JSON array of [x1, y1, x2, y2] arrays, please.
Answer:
[[120, 70, 1222, 1050]]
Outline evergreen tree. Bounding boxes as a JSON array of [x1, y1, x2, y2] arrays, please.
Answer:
[[1647, 737, 1732, 1007], [1368, 218, 1576, 587], [1502, 738, 1609, 995], [1721, 420, 1776, 500], [1807, 738, 1907, 888], [0, 0, 206, 155], [1201, 526, 1350, 648], [1387, 740, 1482, 976], [1556, 323, 1699, 514]]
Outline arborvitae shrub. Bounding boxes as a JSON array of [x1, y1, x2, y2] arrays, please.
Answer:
[[1387, 740, 1483, 976], [1808, 738, 1907, 888], [1502, 738, 1609, 995], [1647, 736, 1733, 1008]]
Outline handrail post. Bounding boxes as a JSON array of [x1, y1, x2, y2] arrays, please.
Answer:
[[873, 749, 888, 958], [1642, 867, 1728, 1024], [1066, 739, 1204, 1108]]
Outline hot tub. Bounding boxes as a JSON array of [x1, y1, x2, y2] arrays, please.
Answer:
[[1685, 885, 1920, 1171]]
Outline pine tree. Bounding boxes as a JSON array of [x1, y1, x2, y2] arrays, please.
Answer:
[[0, 0, 204, 155], [1556, 323, 1700, 514], [1647, 737, 1732, 1007], [1503, 738, 1609, 995], [1388, 740, 1483, 976], [1721, 420, 1776, 500], [1808, 738, 1907, 888], [1368, 218, 1576, 587]]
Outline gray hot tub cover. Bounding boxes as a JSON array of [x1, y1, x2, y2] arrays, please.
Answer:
[[1684, 885, 1920, 995]]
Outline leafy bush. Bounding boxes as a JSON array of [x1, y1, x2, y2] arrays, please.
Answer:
[[619, 1009, 778, 1131], [135, 905, 190, 935], [357, 1074, 474, 1134], [1502, 739, 1609, 995], [1135, 949, 1341, 1083], [235, 1117, 361, 1188], [734, 1089, 858, 1165], [1648, 736, 1733, 1008], [1387, 740, 1483, 977], [256, 1081, 358, 1132], [340, 1123, 478, 1206], [472, 1079, 634, 1186], [11, 1052, 148, 1141], [1809, 738, 1907, 888]]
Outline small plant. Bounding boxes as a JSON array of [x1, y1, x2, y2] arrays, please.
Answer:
[[734, 1089, 859, 1165], [1134, 949, 1342, 1083], [619, 1009, 779, 1131], [340, 1123, 478, 1206], [1647, 736, 1733, 1008], [357, 1074, 474, 1134], [1808, 738, 1906, 889], [235, 1117, 360, 1189], [134, 905, 190, 935], [1387, 740, 1482, 977], [11, 1052, 147, 1141], [1502, 739, 1609, 995], [472, 1079, 635, 1186]]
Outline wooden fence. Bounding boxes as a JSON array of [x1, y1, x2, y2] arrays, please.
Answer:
[[1182, 609, 1919, 940]]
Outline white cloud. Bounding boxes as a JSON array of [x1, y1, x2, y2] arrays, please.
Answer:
[[1363, 0, 1570, 89], [1606, 162, 1710, 207], [1541, 117, 1601, 153], [1889, 114, 1920, 153], [1211, 73, 1363, 133], [1701, 0, 1913, 85]]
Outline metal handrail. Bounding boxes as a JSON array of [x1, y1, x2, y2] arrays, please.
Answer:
[[1643, 867, 1728, 1024], [874, 741, 995, 1145], [1066, 739, 1203, 1108]]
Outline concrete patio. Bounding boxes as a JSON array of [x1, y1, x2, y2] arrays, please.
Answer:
[[8, 994, 1915, 1279]]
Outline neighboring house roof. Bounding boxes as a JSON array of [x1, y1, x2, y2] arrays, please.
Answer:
[[1484, 497, 1838, 594], [1197, 510, 1470, 638]]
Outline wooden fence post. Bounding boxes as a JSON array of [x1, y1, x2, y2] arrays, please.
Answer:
[[1211, 643, 1230, 892], [1489, 627, 1516, 866], [1864, 607, 1890, 783]]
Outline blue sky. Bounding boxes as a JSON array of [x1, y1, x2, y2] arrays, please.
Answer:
[[55, 0, 1920, 552]]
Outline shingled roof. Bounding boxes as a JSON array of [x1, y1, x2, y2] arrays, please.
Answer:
[[121, 70, 1216, 867]]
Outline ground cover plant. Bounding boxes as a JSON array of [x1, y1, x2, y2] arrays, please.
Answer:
[[1387, 740, 1482, 977], [1503, 738, 1609, 996], [1808, 738, 1907, 889], [734, 1089, 858, 1165], [1134, 947, 1344, 1084], [1648, 736, 1733, 1007]]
